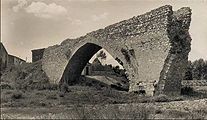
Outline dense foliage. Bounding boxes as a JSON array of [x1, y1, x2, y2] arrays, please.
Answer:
[[184, 59, 207, 80]]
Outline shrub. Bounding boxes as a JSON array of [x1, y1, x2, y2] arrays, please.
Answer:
[[59, 83, 71, 93], [0, 83, 13, 89], [154, 94, 170, 102], [181, 86, 194, 95], [155, 109, 162, 114], [39, 101, 46, 107], [59, 92, 65, 97], [48, 84, 58, 90], [11, 91, 23, 99], [46, 94, 58, 100]]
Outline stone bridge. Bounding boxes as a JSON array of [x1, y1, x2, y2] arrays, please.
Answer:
[[41, 5, 192, 96]]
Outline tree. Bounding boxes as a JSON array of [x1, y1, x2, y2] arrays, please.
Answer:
[[113, 66, 120, 75], [192, 59, 206, 80], [184, 61, 193, 80], [96, 50, 107, 63], [184, 59, 207, 80], [203, 60, 207, 80]]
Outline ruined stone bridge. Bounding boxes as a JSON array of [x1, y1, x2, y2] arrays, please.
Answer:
[[41, 5, 192, 96]]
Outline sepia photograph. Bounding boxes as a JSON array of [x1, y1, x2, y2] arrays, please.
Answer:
[[1, 0, 207, 119]]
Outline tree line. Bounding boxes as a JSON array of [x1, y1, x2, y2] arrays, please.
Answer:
[[184, 58, 207, 80]]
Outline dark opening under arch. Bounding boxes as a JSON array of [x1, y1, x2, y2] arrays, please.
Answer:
[[60, 43, 102, 85]]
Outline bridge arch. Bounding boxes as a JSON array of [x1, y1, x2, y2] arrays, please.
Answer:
[[60, 43, 107, 85], [42, 5, 192, 96]]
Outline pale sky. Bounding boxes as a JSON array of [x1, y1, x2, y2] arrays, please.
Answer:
[[1, 0, 207, 64]]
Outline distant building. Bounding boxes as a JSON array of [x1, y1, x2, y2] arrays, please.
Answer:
[[0, 42, 26, 74], [0, 42, 8, 72], [8, 54, 26, 67], [82, 58, 115, 76], [31, 48, 45, 62]]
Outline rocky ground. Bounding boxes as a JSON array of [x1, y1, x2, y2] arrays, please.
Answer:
[[1, 61, 207, 119]]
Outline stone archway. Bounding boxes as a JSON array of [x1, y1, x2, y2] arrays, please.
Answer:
[[41, 5, 192, 96], [60, 43, 102, 85], [59, 43, 129, 86]]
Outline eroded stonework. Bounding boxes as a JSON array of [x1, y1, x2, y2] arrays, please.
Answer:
[[41, 5, 192, 96]]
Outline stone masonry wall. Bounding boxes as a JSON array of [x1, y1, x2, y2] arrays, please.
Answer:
[[182, 80, 207, 87], [155, 7, 192, 96], [42, 5, 192, 96]]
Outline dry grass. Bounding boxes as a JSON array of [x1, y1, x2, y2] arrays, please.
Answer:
[[1, 104, 154, 119], [1, 85, 205, 108], [1, 62, 207, 119], [1, 102, 207, 119], [163, 108, 207, 119]]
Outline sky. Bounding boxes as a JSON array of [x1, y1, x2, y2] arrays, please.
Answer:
[[1, 0, 207, 65]]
